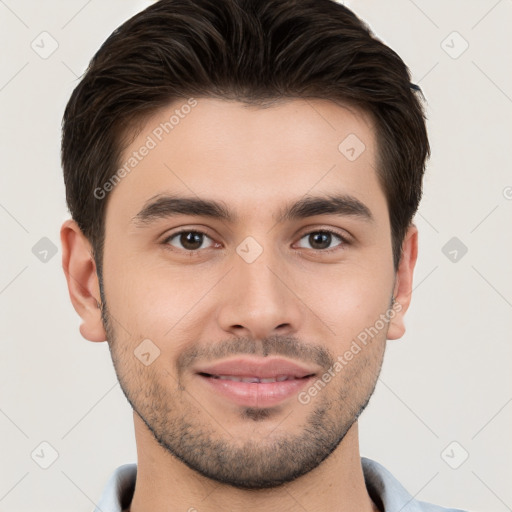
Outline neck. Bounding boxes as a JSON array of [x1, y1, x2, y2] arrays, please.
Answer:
[[128, 413, 379, 512]]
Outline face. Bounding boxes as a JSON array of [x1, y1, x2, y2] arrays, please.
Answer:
[[96, 98, 404, 489]]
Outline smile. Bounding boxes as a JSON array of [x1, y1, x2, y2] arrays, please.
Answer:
[[204, 374, 309, 383]]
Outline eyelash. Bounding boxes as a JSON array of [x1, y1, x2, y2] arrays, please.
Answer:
[[161, 228, 350, 254]]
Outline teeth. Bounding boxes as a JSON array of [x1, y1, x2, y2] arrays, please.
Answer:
[[241, 377, 260, 383], [212, 375, 295, 383]]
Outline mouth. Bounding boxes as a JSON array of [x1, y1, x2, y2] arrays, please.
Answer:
[[199, 373, 314, 383], [194, 357, 318, 408]]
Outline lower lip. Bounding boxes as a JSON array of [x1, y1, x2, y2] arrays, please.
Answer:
[[198, 374, 314, 408]]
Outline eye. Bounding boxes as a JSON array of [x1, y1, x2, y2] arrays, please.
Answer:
[[162, 228, 349, 254], [295, 229, 348, 252], [163, 230, 217, 251]]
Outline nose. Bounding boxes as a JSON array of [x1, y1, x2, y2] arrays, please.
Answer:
[[216, 244, 304, 341]]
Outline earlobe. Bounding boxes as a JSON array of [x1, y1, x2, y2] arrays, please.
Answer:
[[60, 219, 107, 342], [387, 225, 418, 340]]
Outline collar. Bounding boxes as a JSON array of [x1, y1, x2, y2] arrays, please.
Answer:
[[93, 457, 466, 512]]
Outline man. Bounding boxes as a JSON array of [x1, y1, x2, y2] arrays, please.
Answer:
[[60, 0, 466, 510]]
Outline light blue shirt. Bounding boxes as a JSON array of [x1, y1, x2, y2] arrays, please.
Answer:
[[93, 457, 467, 512]]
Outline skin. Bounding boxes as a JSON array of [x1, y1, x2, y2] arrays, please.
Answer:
[[61, 97, 418, 512]]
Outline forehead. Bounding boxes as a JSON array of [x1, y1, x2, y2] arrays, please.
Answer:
[[105, 97, 385, 226]]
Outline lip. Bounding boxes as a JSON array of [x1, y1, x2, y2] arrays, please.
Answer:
[[194, 357, 318, 408], [195, 357, 318, 379]]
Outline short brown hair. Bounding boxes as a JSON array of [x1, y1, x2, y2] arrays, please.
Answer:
[[62, 0, 429, 272]]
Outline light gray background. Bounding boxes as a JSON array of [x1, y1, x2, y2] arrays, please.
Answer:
[[1, 1, 511, 511]]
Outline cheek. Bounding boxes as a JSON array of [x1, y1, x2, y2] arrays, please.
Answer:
[[103, 227, 395, 349], [307, 265, 394, 341], [102, 252, 218, 344]]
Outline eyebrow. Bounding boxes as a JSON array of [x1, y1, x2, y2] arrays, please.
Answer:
[[132, 193, 374, 227]]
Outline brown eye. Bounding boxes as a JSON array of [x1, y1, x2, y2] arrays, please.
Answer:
[[296, 230, 346, 251], [164, 230, 214, 251]]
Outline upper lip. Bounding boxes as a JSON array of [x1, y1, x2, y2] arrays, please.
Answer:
[[194, 357, 318, 379]]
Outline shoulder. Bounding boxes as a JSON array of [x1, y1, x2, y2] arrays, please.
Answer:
[[361, 457, 468, 512], [93, 463, 137, 512]]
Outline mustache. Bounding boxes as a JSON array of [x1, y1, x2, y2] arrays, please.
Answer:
[[176, 334, 335, 372]]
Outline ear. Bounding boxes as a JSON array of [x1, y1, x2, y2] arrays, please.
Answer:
[[60, 219, 107, 342], [387, 224, 418, 340]]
